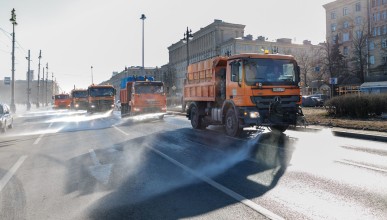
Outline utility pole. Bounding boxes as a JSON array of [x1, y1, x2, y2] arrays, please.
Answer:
[[91, 66, 94, 84], [37, 50, 42, 108], [140, 14, 146, 75], [26, 50, 31, 111], [46, 63, 48, 106], [10, 8, 17, 113], [52, 72, 54, 97]]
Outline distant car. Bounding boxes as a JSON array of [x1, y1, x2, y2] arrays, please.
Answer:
[[310, 97, 324, 107], [0, 103, 13, 133], [302, 96, 317, 107], [310, 94, 329, 101]]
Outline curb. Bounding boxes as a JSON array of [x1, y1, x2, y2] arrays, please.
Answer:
[[332, 130, 387, 142]]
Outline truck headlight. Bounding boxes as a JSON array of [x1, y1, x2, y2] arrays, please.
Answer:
[[91, 105, 95, 108], [249, 112, 260, 118], [75, 104, 79, 108], [133, 107, 140, 112]]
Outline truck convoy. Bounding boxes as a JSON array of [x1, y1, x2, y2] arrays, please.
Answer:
[[53, 94, 71, 109], [71, 88, 88, 110], [183, 52, 302, 136], [120, 76, 167, 117], [87, 84, 116, 113]]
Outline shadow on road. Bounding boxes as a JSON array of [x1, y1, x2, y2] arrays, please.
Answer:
[[62, 128, 296, 219]]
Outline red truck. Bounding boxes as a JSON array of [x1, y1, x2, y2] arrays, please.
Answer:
[[120, 76, 167, 117], [53, 94, 71, 109]]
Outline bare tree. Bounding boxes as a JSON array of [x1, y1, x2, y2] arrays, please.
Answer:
[[350, 23, 369, 83]]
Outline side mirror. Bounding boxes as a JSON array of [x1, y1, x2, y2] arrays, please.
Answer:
[[231, 74, 237, 82]]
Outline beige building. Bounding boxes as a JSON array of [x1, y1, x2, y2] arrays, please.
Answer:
[[168, 19, 245, 94], [168, 19, 322, 96]]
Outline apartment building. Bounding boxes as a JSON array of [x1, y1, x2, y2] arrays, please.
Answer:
[[324, 0, 387, 93]]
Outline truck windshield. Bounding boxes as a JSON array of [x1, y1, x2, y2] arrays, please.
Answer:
[[244, 59, 297, 85], [89, 88, 115, 97], [72, 91, 88, 98], [135, 84, 164, 94], [55, 95, 69, 99]]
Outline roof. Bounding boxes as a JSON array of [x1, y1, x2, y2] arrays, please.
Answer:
[[360, 81, 387, 88]]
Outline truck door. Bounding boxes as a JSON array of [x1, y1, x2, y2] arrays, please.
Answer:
[[226, 60, 244, 105]]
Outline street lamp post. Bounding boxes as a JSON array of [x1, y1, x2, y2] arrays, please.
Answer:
[[10, 8, 17, 113], [37, 50, 42, 108], [46, 63, 48, 106], [183, 27, 193, 67], [26, 50, 31, 111], [140, 14, 146, 75], [91, 66, 94, 84]]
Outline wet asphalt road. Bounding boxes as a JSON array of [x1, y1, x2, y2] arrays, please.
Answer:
[[0, 109, 386, 220]]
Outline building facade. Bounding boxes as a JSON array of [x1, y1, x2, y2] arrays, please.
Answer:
[[324, 0, 387, 83], [168, 19, 245, 95]]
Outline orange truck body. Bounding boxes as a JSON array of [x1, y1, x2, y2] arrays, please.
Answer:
[[87, 84, 116, 113], [53, 94, 71, 109], [120, 77, 167, 117], [184, 53, 302, 136], [71, 89, 88, 110]]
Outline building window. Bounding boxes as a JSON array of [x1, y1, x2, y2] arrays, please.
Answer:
[[355, 30, 363, 38], [382, 39, 387, 48], [331, 11, 336, 19], [355, 16, 362, 25], [384, 25, 387, 35], [343, 7, 349, 16], [369, 41, 375, 50], [343, 32, 350, 42], [331, 23, 337, 32], [344, 21, 350, 28], [343, 46, 349, 56], [370, 55, 375, 65], [383, 11, 387, 20], [356, 2, 361, 11], [332, 35, 338, 43]]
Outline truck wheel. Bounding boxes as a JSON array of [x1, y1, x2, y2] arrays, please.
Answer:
[[225, 108, 242, 137], [190, 105, 204, 129], [270, 125, 289, 132]]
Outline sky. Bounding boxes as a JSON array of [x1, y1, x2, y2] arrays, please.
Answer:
[[0, 0, 333, 93]]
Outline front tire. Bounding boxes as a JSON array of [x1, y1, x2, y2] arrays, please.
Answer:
[[225, 108, 242, 137], [190, 105, 204, 129]]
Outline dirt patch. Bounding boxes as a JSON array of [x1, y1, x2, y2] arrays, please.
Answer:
[[302, 107, 387, 132]]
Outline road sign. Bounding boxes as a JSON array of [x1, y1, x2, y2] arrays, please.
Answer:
[[4, 77, 10, 85], [329, 77, 338, 85]]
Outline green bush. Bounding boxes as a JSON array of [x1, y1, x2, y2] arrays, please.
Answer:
[[325, 93, 387, 118]]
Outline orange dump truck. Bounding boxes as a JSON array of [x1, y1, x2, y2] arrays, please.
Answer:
[[183, 52, 303, 136], [53, 94, 71, 109], [120, 76, 167, 117], [87, 84, 116, 113], [71, 89, 88, 110]]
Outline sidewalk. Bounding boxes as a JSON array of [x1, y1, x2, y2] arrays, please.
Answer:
[[166, 106, 387, 142]]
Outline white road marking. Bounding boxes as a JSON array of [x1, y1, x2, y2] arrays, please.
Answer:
[[114, 122, 283, 219], [145, 145, 284, 220], [336, 159, 387, 173], [33, 122, 53, 145], [33, 134, 45, 145], [113, 125, 129, 136], [0, 155, 28, 192]]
